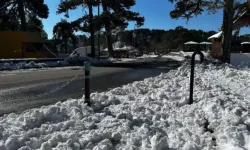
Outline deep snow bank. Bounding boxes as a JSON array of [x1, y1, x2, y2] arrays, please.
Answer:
[[1, 61, 249, 150]]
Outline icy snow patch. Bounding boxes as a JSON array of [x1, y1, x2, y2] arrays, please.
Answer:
[[1, 63, 250, 149]]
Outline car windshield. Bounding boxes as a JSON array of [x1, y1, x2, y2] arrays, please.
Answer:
[[1, 0, 250, 150]]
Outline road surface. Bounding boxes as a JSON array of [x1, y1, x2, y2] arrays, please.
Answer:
[[0, 59, 181, 115]]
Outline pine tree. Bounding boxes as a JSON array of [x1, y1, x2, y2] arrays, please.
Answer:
[[58, 0, 144, 58], [53, 19, 76, 54], [0, 0, 49, 32], [57, 0, 98, 57], [100, 0, 144, 57]]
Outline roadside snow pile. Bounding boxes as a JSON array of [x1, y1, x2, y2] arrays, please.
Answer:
[[0, 60, 70, 71], [0, 57, 112, 71], [139, 51, 209, 62], [162, 52, 186, 62], [1, 63, 250, 149], [108, 57, 136, 62], [180, 51, 210, 60], [138, 54, 158, 59]]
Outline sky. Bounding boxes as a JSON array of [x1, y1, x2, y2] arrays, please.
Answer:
[[43, 0, 250, 39]]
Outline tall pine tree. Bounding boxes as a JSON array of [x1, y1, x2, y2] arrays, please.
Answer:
[[58, 0, 98, 57], [53, 19, 77, 54], [0, 0, 49, 32], [100, 0, 144, 57]]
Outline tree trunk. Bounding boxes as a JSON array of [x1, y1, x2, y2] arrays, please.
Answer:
[[64, 38, 69, 54], [97, 0, 101, 58], [222, 0, 234, 63], [102, 2, 113, 57], [106, 30, 113, 57], [88, 4, 95, 57], [17, 0, 27, 31]]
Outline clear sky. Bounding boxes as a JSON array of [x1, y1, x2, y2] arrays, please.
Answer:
[[43, 0, 250, 39]]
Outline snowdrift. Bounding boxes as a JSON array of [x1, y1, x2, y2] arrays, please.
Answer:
[[1, 62, 250, 149]]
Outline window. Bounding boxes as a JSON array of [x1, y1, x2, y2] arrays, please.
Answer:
[[33, 43, 44, 52], [24, 43, 36, 52]]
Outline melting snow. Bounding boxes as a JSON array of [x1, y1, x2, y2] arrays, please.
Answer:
[[0, 62, 250, 149]]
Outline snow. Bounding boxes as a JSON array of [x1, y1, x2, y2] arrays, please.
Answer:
[[103, 41, 136, 52], [208, 31, 223, 40], [0, 57, 111, 71], [162, 52, 186, 62], [0, 51, 208, 71], [1, 61, 250, 149], [231, 53, 250, 67], [138, 54, 158, 58], [0, 60, 70, 71], [162, 51, 209, 62], [108, 57, 137, 62]]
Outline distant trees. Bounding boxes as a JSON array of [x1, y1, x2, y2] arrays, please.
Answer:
[[240, 34, 250, 42], [111, 27, 217, 54], [0, 0, 49, 32]]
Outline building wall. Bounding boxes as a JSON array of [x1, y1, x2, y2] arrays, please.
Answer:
[[0, 32, 55, 58], [231, 53, 250, 66], [211, 38, 222, 58]]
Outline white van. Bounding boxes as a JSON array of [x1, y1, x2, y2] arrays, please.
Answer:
[[70, 46, 92, 57]]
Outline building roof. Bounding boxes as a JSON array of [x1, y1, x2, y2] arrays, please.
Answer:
[[208, 31, 223, 40], [241, 42, 250, 44], [184, 41, 199, 45], [200, 42, 212, 45]]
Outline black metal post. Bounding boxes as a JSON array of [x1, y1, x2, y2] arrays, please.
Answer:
[[189, 51, 204, 104], [84, 62, 91, 106]]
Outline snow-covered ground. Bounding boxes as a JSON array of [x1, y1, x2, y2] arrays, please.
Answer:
[[1, 62, 250, 150], [139, 51, 209, 62], [138, 54, 159, 59], [0, 60, 70, 71], [0, 57, 112, 71], [0, 51, 208, 71], [162, 52, 187, 62], [110, 51, 197, 62]]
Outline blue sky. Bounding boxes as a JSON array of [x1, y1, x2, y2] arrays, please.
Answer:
[[43, 0, 250, 39]]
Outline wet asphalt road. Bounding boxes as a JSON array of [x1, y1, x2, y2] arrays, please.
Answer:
[[0, 58, 181, 115]]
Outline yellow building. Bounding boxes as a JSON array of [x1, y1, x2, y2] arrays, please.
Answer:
[[0, 32, 56, 58]]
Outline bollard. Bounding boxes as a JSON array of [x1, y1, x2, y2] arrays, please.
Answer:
[[189, 51, 204, 104], [84, 61, 91, 106]]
